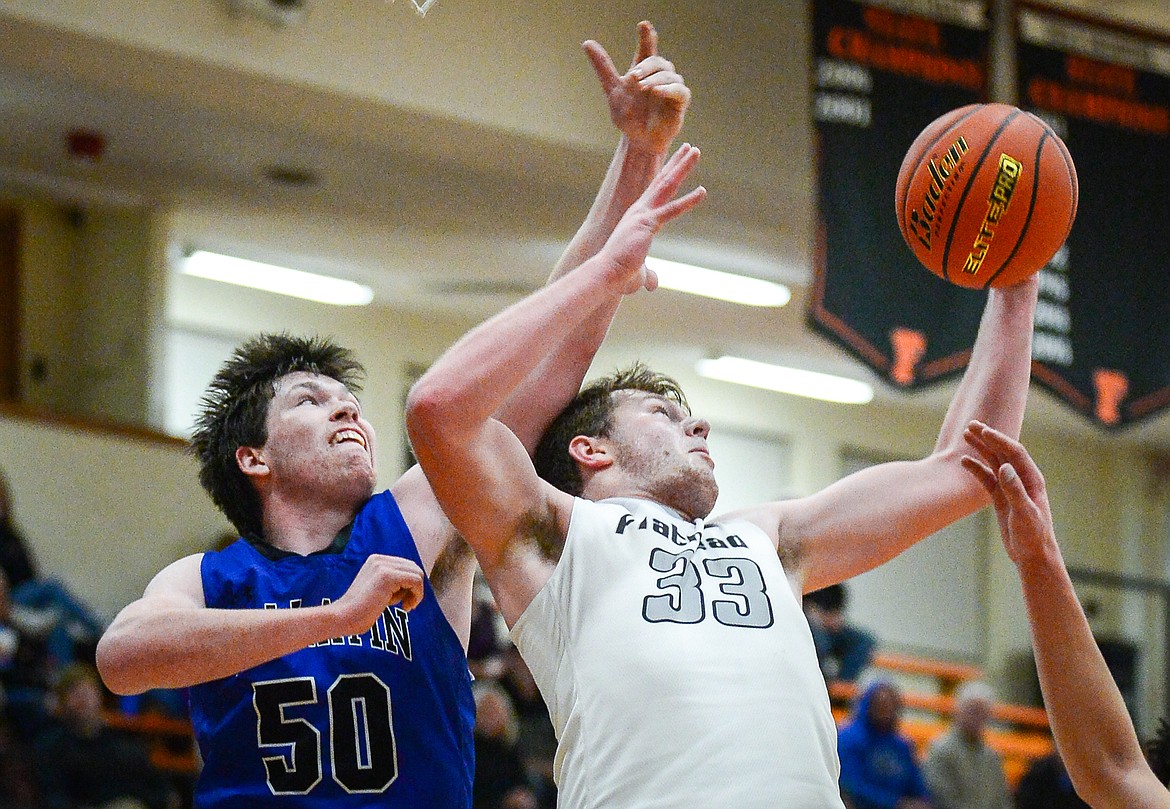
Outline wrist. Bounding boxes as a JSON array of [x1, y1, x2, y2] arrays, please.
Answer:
[[622, 135, 669, 162]]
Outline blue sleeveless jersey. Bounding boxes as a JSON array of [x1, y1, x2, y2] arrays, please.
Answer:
[[190, 491, 474, 808]]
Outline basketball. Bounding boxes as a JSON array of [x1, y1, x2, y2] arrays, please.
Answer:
[[895, 103, 1078, 289]]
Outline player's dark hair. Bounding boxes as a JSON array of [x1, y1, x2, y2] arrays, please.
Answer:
[[189, 334, 365, 538], [805, 583, 848, 612], [533, 363, 688, 496]]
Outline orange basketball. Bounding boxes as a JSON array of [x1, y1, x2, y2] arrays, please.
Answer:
[[895, 103, 1078, 289]]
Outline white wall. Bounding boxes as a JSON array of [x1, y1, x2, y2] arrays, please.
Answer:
[[0, 411, 229, 621]]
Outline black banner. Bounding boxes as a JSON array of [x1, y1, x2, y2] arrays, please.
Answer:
[[809, 0, 991, 388], [1018, 5, 1170, 427]]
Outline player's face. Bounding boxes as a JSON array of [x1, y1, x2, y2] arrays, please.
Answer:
[[604, 390, 718, 520], [260, 372, 377, 502]]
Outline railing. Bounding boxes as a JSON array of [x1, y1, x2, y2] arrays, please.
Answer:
[[828, 652, 1054, 790], [103, 710, 199, 775]]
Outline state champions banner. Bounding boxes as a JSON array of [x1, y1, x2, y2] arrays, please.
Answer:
[[1017, 4, 1170, 427], [809, 0, 990, 388]]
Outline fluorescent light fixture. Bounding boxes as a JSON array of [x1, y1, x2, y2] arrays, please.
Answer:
[[645, 257, 790, 307], [696, 356, 873, 404], [182, 250, 374, 306]]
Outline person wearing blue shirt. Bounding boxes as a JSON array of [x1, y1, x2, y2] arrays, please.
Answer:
[[838, 677, 932, 809]]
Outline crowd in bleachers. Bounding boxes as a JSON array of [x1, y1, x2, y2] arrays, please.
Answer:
[[0, 469, 188, 809]]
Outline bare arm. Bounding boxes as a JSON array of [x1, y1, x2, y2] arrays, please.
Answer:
[[96, 552, 424, 694], [962, 422, 1170, 809], [770, 278, 1038, 593], [396, 23, 690, 621], [406, 147, 705, 625], [500, 21, 690, 453]]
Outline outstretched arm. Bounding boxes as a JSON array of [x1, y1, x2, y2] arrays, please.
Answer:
[[500, 21, 691, 452], [962, 422, 1170, 809], [767, 278, 1038, 593], [406, 147, 705, 625]]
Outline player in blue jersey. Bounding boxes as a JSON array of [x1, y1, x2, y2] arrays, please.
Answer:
[[94, 21, 691, 808]]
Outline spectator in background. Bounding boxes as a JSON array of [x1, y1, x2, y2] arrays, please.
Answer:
[[1014, 752, 1090, 809], [0, 569, 56, 737], [0, 471, 37, 592], [922, 680, 1012, 809], [468, 572, 508, 681], [473, 681, 538, 809], [805, 582, 877, 682], [32, 662, 176, 809], [0, 469, 104, 670], [837, 677, 932, 809], [498, 644, 558, 808], [0, 714, 39, 808]]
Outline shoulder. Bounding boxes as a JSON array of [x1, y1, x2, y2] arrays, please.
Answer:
[[389, 465, 459, 574], [142, 553, 206, 607]]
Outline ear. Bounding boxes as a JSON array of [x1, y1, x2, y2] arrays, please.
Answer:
[[236, 446, 269, 481], [568, 435, 614, 473]]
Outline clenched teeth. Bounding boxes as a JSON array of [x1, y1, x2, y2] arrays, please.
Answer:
[[331, 429, 366, 449]]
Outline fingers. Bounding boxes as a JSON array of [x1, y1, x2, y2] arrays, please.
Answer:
[[649, 143, 701, 198], [965, 420, 1046, 494], [583, 39, 620, 96], [632, 20, 658, 67], [388, 566, 424, 611], [657, 185, 707, 224], [643, 265, 659, 292], [960, 453, 997, 495], [395, 579, 424, 612], [636, 144, 705, 224]]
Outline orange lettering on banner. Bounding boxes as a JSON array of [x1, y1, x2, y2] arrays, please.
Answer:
[[1027, 78, 1170, 135], [826, 26, 983, 91], [863, 6, 942, 51], [1064, 55, 1137, 98]]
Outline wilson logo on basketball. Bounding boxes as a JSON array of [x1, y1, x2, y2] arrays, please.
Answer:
[[907, 136, 969, 252], [962, 154, 1023, 276]]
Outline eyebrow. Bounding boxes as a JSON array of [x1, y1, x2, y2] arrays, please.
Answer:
[[285, 378, 359, 403]]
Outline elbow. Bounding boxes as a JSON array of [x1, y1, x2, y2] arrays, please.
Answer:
[[95, 631, 149, 696], [404, 378, 450, 437]]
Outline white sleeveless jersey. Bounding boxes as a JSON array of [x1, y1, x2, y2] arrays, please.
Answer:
[[511, 497, 844, 809]]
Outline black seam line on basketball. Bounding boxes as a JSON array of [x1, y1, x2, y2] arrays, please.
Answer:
[[898, 104, 983, 235], [941, 108, 1023, 281], [983, 131, 1047, 289]]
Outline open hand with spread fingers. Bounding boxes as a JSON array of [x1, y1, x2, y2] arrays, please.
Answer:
[[600, 142, 705, 295], [961, 420, 1058, 568]]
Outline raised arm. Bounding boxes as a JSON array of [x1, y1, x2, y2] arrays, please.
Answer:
[[96, 551, 424, 694], [962, 422, 1170, 809], [501, 20, 691, 453], [768, 278, 1038, 593], [406, 146, 705, 625]]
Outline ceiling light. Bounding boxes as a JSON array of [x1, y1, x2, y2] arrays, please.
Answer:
[[646, 257, 790, 307], [182, 250, 374, 306], [696, 356, 873, 404]]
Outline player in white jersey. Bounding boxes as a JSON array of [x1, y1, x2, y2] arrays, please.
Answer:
[[406, 143, 1038, 805], [516, 497, 839, 807]]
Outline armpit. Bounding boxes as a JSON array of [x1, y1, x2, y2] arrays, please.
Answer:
[[516, 510, 564, 564], [429, 533, 474, 597]]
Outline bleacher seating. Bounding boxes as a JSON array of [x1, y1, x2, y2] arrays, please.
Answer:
[[828, 652, 1054, 790]]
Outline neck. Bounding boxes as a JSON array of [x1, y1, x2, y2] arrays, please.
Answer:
[[581, 466, 703, 521], [261, 492, 362, 555]]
